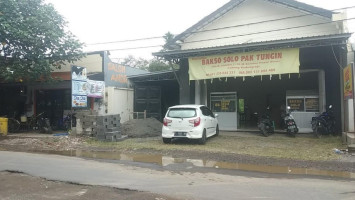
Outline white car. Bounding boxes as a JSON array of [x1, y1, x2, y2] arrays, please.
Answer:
[[162, 105, 219, 144]]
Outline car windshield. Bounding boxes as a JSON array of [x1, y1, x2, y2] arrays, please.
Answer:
[[167, 108, 196, 118]]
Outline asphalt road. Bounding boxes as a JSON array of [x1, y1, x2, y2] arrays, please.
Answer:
[[1, 151, 354, 200]]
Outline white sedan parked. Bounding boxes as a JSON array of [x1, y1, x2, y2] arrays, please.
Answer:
[[162, 105, 219, 144]]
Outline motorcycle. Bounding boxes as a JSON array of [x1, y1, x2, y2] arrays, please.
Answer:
[[283, 106, 298, 137], [52, 113, 76, 131], [37, 114, 53, 134], [311, 105, 336, 138], [257, 107, 275, 137]]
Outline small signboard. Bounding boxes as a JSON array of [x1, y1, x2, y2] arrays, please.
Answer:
[[72, 80, 88, 96], [87, 80, 105, 98], [72, 95, 87, 107], [287, 98, 304, 111]]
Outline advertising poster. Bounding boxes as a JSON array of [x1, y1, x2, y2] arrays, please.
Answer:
[[87, 80, 105, 98], [71, 65, 88, 108], [72, 80, 88, 96], [72, 95, 87, 107], [343, 63, 354, 100]]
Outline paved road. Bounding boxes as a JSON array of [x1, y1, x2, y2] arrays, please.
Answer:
[[1, 151, 354, 200]]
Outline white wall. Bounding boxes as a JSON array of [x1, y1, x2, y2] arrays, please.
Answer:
[[106, 87, 133, 123], [52, 53, 103, 73], [181, 0, 342, 50]]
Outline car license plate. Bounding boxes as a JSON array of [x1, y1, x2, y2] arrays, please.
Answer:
[[288, 125, 296, 129], [174, 132, 186, 136]]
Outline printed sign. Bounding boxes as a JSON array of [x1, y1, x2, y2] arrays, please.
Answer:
[[305, 98, 319, 112], [87, 80, 105, 98], [72, 95, 87, 107], [71, 65, 88, 108], [72, 80, 88, 96], [71, 65, 87, 80], [188, 48, 299, 80], [343, 63, 354, 100], [287, 98, 304, 111]]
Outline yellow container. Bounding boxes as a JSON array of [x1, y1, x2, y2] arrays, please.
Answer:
[[0, 117, 8, 136]]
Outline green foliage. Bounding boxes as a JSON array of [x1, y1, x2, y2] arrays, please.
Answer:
[[0, 0, 83, 82], [118, 32, 179, 72], [161, 32, 175, 52], [148, 59, 171, 72], [119, 55, 149, 71]]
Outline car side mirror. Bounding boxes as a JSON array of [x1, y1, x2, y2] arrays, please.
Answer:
[[214, 114, 219, 118]]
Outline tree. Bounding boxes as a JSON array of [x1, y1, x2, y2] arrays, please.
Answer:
[[119, 55, 149, 71], [117, 32, 179, 72], [0, 0, 83, 82], [148, 58, 171, 72]]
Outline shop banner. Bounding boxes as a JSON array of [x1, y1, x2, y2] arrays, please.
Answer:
[[72, 95, 87, 107], [87, 80, 105, 98], [188, 48, 300, 80], [343, 63, 354, 100], [71, 65, 87, 108]]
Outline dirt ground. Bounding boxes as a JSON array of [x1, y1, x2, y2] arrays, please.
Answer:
[[121, 118, 163, 138], [0, 118, 354, 173], [0, 171, 179, 200]]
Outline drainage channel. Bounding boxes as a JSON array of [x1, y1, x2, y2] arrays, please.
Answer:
[[26, 149, 355, 179]]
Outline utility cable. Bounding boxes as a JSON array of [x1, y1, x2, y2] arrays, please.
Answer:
[[86, 5, 355, 46], [89, 17, 355, 52]]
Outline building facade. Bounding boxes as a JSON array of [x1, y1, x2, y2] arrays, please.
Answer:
[[154, 0, 354, 133]]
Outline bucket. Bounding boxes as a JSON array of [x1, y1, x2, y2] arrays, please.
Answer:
[[0, 117, 8, 136]]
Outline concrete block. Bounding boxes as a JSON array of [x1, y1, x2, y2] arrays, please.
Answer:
[[346, 132, 355, 145]]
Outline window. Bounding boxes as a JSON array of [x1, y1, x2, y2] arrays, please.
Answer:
[[286, 97, 319, 112], [168, 108, 196, 118]]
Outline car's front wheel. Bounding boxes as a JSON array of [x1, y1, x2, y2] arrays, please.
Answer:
[[162, 138, 171, 144]]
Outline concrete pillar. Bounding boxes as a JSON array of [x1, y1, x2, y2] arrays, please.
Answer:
[[318, 70, 326, 112], [195, 80, 201, 104], [179, 59, 190, 104], [346, 99, 355, 132]]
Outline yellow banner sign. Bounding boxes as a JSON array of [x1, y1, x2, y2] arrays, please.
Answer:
[[188, 48, 300, 80], [343, 63, 353, 100]]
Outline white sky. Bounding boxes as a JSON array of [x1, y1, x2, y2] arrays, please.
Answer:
[[46, 0, 355, 60]]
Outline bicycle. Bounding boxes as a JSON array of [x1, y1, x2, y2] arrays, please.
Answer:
[[8, 117, 20, 133]]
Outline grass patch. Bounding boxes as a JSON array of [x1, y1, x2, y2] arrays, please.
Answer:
[[85, 133, 346, 161]]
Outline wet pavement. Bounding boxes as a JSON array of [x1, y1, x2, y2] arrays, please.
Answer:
[[13, 149, 354, 180], [2, 131, 354, 180], [1, 151, 355, 200]]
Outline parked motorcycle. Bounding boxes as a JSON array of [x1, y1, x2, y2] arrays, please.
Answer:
[[52, 113, 76, 131], [257, 106, 275, 137], [283, 106, 298, 137], [311, 105, 336, 138], [37, 114, 53, 134]]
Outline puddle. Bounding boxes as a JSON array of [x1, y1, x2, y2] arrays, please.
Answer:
[[33, 149, 355, 179]]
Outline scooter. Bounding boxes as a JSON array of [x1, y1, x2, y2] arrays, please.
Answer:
[[283, 106, 298, 137], [257, 107, 275, 137], [311, 105, 336, 138]]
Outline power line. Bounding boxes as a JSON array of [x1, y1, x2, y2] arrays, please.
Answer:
[[87, 36, 163, 45], [184, 17, 355, 45], [85, 5, 355, 46], [90, 17, 354, 52]]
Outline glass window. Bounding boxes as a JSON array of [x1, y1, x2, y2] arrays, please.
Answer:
[[305, 98, 319, 112], [167, 108, 196, 118], [287, 98, 304, 111]]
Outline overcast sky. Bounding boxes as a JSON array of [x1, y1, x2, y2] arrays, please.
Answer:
[[46, 0, 355, 60]]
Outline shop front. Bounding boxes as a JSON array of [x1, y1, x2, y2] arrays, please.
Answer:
[[153, 0, 351, 133]]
